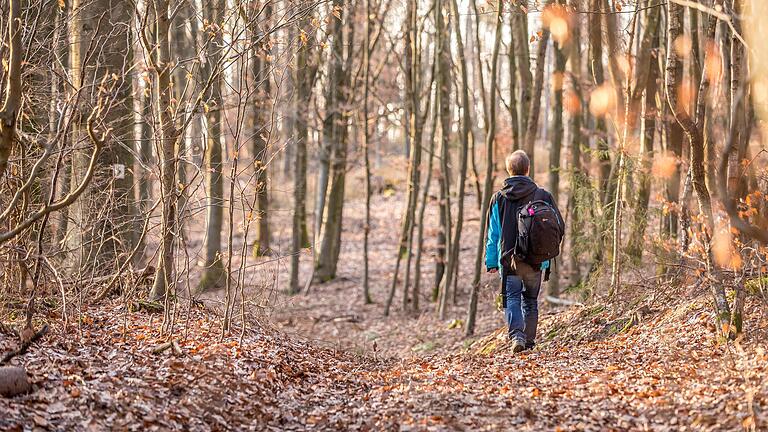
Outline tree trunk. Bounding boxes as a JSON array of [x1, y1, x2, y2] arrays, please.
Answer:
[[565, 0, 584, 286], [433, 0, 452, 303], [314, 0, 353, 283], [413, 106, 438, 312], [386, 0, 422, 314], [288, 13, 315, 294], [438, 0, 471, 319], [514, 11, 532, 136], [53, 6, 71, 247], [524, 31, 550, 180], [588, 0, 611, 204], [547, 39, 567, 297], [149, 0, 182, 301], [197, 0, 226, 293], [172, 0, 194, 237], [663, 3, 685, 239], [667, 0, 730, 335], [0, 0, 22, 182], [627, 9, 660, 262], [507, 9, 521, 151], [66, 0, 137, 275], [251, 1, 272, 257], [361, 0, 373, 304], [465, 0, 502, 334]]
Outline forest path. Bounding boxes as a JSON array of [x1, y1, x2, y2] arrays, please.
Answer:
[[275, 294, 766, 431], [1, 189, 766, 430], [256, 189, 764, 430], [2, 292, 763, 431]]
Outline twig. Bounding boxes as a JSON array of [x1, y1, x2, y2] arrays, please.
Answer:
[[0, 325, 48, 365]]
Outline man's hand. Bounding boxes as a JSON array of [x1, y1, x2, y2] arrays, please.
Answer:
[[488, 268, 498, 274]]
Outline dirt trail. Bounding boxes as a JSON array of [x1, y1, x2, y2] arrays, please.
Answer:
[[1, 289, 766, 431], [2, 192, 767, 430]]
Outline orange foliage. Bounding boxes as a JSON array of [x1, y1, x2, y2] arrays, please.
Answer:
[[552, 72, 564, 91], [704, 41, 722, 83], [712, 228, 743, 270], [673, 35, 692, 59], [542, 4, 572, 45], [676, 78, 697, 113], [651, 153, 679, 179], [564, 90, 581, 114], [589, 84, 616, 117]]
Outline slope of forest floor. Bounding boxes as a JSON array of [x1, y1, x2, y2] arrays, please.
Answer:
[[2, 289, 766, 431], [2, 187, 767, 430]]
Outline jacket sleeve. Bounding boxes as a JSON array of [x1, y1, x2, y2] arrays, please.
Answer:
[[485, 195, 501, 271]]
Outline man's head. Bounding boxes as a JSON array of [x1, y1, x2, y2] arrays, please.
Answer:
[[505, 150, 530, 176]]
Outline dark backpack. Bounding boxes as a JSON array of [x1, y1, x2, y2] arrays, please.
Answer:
[[514, 191, 564, 266]]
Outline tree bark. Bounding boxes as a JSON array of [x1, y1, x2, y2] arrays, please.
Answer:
[[438, 0, 471, 319], [523, 31, 550, 180], [627, 8, 660, 262], [289, 12, 315, 294], [0, 0, 22, 182], [465, 0, 502, 334], [251, 1, 272, 257], [314, 0, 353, 283], [66, 0, 137, 274], [386, 0, 422, 314], [588, 0, 610, 201], [197, 0, 227, 293], [507, 9, 521, 151], [547, 39, 567, 297], [149, 0, 183, 301], [361, 0, 373, 304], [514, 11, 532, 137], [565, 0, 584, 286], [667, 0, 730, 335]]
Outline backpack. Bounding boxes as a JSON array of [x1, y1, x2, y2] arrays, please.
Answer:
[[514, 190, 564, 266]]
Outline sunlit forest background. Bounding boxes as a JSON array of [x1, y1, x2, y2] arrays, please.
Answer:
[[1, 0, 768, 429]]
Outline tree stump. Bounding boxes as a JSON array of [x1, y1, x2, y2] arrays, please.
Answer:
[[0, 366, 31, 397]]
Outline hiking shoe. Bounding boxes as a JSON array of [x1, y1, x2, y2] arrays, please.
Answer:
[[512, 339, 526, 353], [525, 341, 536, 351]]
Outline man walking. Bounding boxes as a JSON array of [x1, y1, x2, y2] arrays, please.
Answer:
[[485, 150, 564, 353]]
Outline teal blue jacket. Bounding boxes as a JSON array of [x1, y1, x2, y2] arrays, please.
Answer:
[[485, 176, 561, 272]]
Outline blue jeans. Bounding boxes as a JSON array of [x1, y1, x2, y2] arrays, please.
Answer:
[[503, 261, 542, 344]]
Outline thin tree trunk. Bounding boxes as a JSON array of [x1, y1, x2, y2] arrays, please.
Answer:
[[548, 39, 567, 297], [627, 11, 660, 262], [465, 0, 502, 335], [507, 9, 520, 151], [251, 2, 272, 257], [150, 0, 182, 300], [53, 7, 71, 247], [413, 106, 438, 312], [197, 0, 226, 293], [523, 31, 550, 180], [0, 0, 22, 181], [314, 0, 354, 283], [172, 0, 193, 236], [432, 0, 452, 303], [438, 0, 471, 319], [432, 1, 450, 316], [588, 0, 610, 203], [361, 0, 373, 304], [386, 0, 422, 314], [565, 0, 584, 286], [289, 13, 315, 294]]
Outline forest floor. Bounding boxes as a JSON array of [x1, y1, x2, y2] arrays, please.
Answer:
[[2, 185, 768, 431]]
